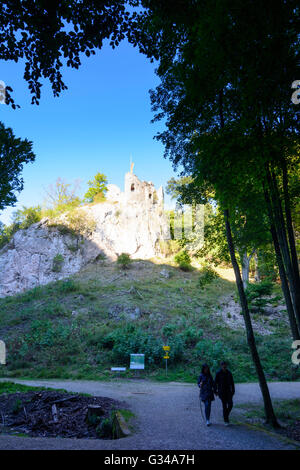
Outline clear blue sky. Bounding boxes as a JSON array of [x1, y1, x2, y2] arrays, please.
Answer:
[[0, 39, 178, 225]]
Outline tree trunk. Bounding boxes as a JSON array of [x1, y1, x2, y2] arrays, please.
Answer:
[[282, 160, 300, 307], [254, 252, 260, 282], [265, 166, 300, 328], [218, 98, 278, 426], [223, 209, 280, 427], [263, 183, 300, 339], [240, 250, 255, 289], [270, 223, 300, 339]]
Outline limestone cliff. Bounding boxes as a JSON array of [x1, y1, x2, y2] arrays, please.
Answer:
[[0, 172, 169, 298]]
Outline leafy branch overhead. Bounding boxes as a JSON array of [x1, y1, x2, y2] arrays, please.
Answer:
[[0, 0, 136, 106]]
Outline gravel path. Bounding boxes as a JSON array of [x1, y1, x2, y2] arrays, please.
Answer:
[[0, 378, 299, 450]]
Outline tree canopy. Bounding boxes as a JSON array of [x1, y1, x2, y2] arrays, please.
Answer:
[[0, 121, 35, 211], [1, 0, 136, 106], [84, 172, 108, 202]]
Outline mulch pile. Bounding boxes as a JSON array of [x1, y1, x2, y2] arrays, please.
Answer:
[[0, 390, 124, 439]]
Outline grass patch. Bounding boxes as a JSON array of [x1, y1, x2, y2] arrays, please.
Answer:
[[235, 398, 300, 426], [0, 381, 70, 395]]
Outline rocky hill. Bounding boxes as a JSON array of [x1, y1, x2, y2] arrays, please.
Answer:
[[0, 171, 168, 298]]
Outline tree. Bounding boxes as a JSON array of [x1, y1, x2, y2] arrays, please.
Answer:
[[12, 205, 42, 228], [130, 0, 300, 426], [0, 0, 135, 106], [84, 172, 108, 203], [0, 122, 35, 211], [44, 177, 82, 215], [133, 0, 300, 338]]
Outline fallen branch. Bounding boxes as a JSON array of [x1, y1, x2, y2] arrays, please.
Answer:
[[50, 395, 78, 406]]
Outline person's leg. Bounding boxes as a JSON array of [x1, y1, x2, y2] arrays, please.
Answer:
[[220, 397, 228, 422], [226, 396, 233, 420], [204, 400, 211, 421]]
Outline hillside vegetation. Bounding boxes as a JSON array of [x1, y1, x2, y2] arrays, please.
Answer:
[[0, 257, 298, 383]]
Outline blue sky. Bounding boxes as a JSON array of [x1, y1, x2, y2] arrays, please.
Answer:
[[0, 39, 178, 225]]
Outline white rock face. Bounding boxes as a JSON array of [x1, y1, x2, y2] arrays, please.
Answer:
[[0, 172, 169, 298]]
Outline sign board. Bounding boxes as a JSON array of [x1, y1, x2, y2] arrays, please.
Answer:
[[163, 355, 170, 359], [163, 345, 170, 351], [0, 340, 6, 365], [130, 354, 145, 370]]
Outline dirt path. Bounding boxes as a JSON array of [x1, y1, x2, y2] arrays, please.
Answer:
[[0, 379, 299, 450]]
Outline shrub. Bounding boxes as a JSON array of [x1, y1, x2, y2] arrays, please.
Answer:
[[158, 239, 180, 257], [56, 279, 79, 293], [198, 266, 219, 287], [24, 320, 71, 348], [65, 209, 96, 235], [183, 327, 203, 347], [52, 254, 64, 272], [0, 207, 42, 247], [12, 205, 42, 229], [66, 243, 79, 252], [0, 206, 42, 249], [178, 261, 193, 272], [245, 280, 273, 301], [117, 253, 132, 269], [174, 250, 192, 271], [195, 338, 230, 371], [174, 250, 191, 265], [245, 280, 273, 312], [162, 323, 178, 338], [51, 224, 76, 236], [95, 253, 106, 262], [102, 325, 184, 367], [96, 411, 116, 439]]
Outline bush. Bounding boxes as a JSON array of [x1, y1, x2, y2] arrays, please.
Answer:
[[198, 266, 219, 287], [0, 205, 42, 248], [195, 338, 230, 371], [65, 209, 96, 235], [52, 254, 64, 272], [56, 279, 80, 293], [245, 280, 273, 301], [158, 239, 181, 257], [24, 320, 72, 349], [178, 261, 193, 272], [102, 324, 184, 367], [174, 250, 192, 271], [117, 253, 132, 270], [174, 250, 191, 265], [12, 205, 42, 229], [183, 327, 203, 347], [245, 280, 273, 312]]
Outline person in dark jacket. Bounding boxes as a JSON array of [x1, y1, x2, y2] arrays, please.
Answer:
[[214, 361, 235, 425], [197, 363, 216, 426]]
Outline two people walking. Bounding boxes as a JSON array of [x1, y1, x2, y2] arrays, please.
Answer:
[[197, 361, 235, 426]]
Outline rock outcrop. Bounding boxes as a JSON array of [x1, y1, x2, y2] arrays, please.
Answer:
[[0, 172, 169, 298]]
